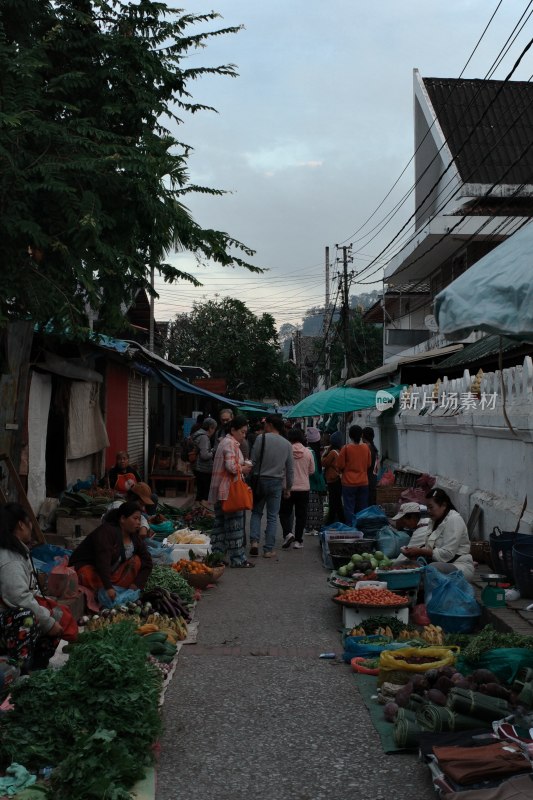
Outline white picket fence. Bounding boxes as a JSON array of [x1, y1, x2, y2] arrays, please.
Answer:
[[399, 355, 533, 414]]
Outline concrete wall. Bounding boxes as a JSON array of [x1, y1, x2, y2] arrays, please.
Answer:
[[381, 357, 533, 539]]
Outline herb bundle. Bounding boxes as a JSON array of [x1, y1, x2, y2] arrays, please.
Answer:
[[0, 621, 162, 799]]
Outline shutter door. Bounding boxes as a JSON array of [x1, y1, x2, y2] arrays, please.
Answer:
[[127, 371, 145, 476]]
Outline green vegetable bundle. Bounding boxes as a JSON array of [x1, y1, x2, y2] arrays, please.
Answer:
[[447, 687, 510, 721], [460, 625, 533, 663], [350, 616, 415, 637], [0, 622, 162, 800], [144, 565, 194, 603]]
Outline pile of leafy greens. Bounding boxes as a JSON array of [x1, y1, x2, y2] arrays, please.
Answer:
[[0, 621, 162, 799]]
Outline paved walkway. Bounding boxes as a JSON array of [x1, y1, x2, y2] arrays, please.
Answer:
[[156, 532, 435, 800]]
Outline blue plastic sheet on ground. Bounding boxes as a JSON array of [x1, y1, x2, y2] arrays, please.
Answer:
[[97, 586, 141, 608]]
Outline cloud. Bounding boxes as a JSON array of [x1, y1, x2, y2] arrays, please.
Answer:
[[244, 142, 323, 173]]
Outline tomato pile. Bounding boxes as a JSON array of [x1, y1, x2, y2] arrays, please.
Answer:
[[337, 588, 408, 606]]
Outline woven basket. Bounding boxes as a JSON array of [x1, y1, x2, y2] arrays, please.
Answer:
[[182, 565, 224, 589], [376, 486, 404, 505], [470, 540, 494, 569]]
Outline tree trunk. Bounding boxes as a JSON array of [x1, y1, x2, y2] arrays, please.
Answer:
[[0, 321, 34, 472]]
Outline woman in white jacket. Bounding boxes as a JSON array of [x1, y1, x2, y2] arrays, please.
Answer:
[[400, 488, 474, 581], [0, 504, 63, 671]]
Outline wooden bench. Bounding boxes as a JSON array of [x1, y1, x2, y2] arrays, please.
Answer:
[[149, 473, 195, 496]]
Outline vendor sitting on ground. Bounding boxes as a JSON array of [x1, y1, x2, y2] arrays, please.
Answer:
[[70, 502, 153, 602], [104, 482, 157, 538], [391, 502, 429, 532], [0, 503, 64, 672], [102, 451, 141, 493], [397, 488, 474, 580]]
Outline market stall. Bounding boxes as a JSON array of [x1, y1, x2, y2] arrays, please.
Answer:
[[0, 488, 221, 798], [328, 539, 533, 796]]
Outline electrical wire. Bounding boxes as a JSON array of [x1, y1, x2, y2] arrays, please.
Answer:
[[335, 0, 505, 250], [352, 36, 533, 288], [337, 2, 532, 264]]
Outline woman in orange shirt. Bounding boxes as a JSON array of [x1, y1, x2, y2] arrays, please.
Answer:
[[336, 424, 371, 525]]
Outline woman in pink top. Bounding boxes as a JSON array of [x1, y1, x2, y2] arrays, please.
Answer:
[[208, 415, 254, 568], [279, 429, 315, 549]]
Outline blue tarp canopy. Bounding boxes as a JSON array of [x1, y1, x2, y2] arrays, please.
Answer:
[[158, 369, 242, 407], [435, 222, 533, 339], [286, 385, 405, 417]]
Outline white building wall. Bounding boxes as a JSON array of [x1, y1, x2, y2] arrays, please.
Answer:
[[387, 357, 533, 539]]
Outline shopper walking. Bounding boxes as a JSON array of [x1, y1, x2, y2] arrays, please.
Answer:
[[279, 429, 314, 549], [192, 418, 217, 502], [337, 424, 371, 525], [305, 427, 326, 534], [208, 416, 254, 568], [362, 427, 379, 506], [249, 415, 294, 558], [321, 431, 344, 524]]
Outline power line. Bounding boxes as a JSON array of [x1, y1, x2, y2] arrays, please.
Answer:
[[335, 0, 508, 250], [337, 2, 531, 260]]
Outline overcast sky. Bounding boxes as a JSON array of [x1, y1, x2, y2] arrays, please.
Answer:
[[154, 0, 533, 330]]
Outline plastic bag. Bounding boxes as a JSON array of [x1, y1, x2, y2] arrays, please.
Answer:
[[378, 468, 395, 486], [425, 566, 481, 618], [145, 538, 176, 565], [31, 544, 72, 573], [377, 525, 411, 559], [380, 646, 457, 674], [47, 557, 79, 599], [353, 505, 388, 535], [457, 648, 533, 684], [149, 520, 174, 534], [97, 586, 141, 608], [411, 603, 430, 626]]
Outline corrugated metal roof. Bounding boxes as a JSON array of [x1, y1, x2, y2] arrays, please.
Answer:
[[346, 344, 464, 386], [434, 334, 531, 369], [423, 77, 533, 185]]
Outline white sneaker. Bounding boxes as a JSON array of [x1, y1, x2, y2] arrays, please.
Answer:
[[282, 533, 295, 549], [293, 541, 304, 549], [305, 529, 318, 536]]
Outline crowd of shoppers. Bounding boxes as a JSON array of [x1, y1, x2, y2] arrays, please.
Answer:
[[180, 410, 382, 561]]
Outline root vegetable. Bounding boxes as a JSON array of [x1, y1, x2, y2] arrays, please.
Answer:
[[384, 702, 399, 722]]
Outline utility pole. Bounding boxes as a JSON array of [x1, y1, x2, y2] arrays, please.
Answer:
[[341, 245, 353, 379], [324, 246, 331, 389]]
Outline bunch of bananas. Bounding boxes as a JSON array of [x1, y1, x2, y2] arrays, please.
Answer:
[[421, 624, 444, 645]]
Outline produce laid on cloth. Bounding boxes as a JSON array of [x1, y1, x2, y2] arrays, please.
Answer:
[[0, 622, 162, 800], [333, 588, 409, 607]]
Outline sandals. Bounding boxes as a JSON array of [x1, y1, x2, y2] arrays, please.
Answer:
[[230, 560, 255, 569]]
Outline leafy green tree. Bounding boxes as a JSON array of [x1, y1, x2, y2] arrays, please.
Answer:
[[166, 298, 299, 403], [0, 0, 257, 332], [315, 309, 383, 384]]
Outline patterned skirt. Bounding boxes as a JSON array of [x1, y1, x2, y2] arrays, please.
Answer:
[[210, 502, 247, 566], [306, 491, 324, 531]]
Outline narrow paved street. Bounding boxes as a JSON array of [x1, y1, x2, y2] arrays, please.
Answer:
[[156, 533, 435, 800]]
